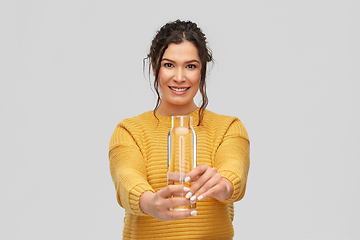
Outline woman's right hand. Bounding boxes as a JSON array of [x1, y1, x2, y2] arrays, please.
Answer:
[[139, 185, 197, 221]]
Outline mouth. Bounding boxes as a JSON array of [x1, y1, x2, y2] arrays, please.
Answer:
[[169, 86, 190, 92]]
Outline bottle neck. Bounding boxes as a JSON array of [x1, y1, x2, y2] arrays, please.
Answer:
[[172, 116, 193, 129]]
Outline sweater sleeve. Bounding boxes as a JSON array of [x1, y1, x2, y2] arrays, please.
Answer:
[[214, 118, 250, 203], [109, 124, 155, 215]]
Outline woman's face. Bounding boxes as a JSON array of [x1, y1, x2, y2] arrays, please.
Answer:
[[158, 41, 201, 115]]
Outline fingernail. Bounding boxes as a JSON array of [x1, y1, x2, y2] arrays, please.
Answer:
[[183, 187, 190, 192], [184, 176, 191, 182], [190, 196, 196, 201], [190, 210, 197, 216], [185, 192, 192, 199], [197, 196, 203, 201]]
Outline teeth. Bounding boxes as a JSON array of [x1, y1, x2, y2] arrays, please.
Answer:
[[170, 87, 189, 92]]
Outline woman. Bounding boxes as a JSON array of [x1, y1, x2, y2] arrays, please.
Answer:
[[109, 20, 250, 239]]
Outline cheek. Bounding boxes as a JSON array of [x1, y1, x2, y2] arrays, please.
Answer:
[[158, 79, 165, 93], [189, 72, 201, 86], [158, 77, 168, 88], [159, 68, 171, 82], [158, 74, 168, 93], [158, 70, 165, 88]]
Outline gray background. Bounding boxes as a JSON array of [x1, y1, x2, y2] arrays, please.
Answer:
[[1, 0, 359, 239]]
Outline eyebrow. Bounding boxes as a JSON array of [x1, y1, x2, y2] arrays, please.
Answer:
[[161, 58, 200, 64]]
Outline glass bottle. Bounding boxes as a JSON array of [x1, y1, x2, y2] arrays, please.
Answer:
[[167, 116, 197, 211]]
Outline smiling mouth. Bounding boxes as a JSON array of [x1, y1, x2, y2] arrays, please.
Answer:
[[169, 86, 190, 92]]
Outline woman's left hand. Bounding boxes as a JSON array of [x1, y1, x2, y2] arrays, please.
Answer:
[[184, 165, 233, 203]]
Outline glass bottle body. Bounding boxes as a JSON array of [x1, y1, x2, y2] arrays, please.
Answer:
[[167, 116, 197, 211]]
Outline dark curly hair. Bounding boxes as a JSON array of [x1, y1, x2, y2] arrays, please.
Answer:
[[145, 19, 213, 125]]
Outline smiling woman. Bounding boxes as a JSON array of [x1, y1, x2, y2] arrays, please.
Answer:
[[157, 41, 201, 117], [109, 20, 250, 240], [148, 20, 213, 125]]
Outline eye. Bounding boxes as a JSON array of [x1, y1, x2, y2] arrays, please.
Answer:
[[163, 63, 174, 68], [186, 64, 197, 69]]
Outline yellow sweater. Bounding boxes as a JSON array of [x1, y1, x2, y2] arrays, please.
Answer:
[[109, 108, 250, 240]]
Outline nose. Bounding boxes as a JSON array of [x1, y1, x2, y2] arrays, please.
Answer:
[[174, 69, 185, 83]]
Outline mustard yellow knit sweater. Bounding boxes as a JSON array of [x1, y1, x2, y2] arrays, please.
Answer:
[[109, 108, 250, 240]]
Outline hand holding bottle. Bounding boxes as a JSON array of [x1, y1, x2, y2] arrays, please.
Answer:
[[139, 185, 197, 221], [184, 164, 234, 203]]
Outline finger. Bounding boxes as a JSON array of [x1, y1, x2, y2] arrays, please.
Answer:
[[172, 187, 191, 197], [157, 185, 190, 198], [155, 205, 197, 221], [193, 172, 223, 199], [166, 209, 198, 221], [167, 172, 186, 182], [152, 195, 192, 214], [196, 185, 222, 201], [189, 167, 219, 195], [166, 196, 192, 209], [185, 164, 210, 182]]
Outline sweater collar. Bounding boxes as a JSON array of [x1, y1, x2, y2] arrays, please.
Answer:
[[154, 108, 200, 127]]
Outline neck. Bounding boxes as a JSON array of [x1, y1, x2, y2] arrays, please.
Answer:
[[156, 101, 198, 117]]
